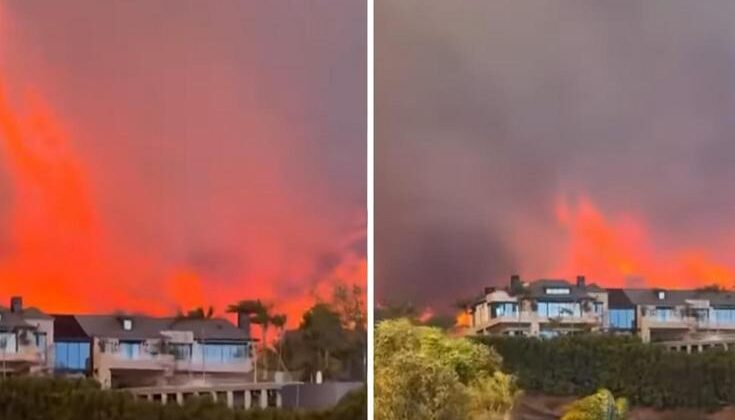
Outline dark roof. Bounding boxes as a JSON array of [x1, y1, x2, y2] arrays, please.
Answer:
[[74, 315, 171, 340], [607, 289, 635, 309], [52, 314, 90, 340], [169, 318, 250, 341], [616, 288, 735, 308], [0, 311, 34, 331], [0, 305, 53, 320], [53, 314, 252, 342]]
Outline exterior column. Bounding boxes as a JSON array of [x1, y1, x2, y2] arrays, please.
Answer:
[[226, 391, 234, 408], [244, 390, 252, 409], [161, 393, 167, 404], [176, 393, 184, 405], [147, 394, 153, 402], [276, 390, 282, 408], [260, 389, 268, 408]]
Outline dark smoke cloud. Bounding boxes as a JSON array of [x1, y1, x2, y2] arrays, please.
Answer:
[[376, 0, 735, 311]]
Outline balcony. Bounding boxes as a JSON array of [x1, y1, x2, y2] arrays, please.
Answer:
[[100, 351, 175, 371], [174, 358, 252, 373]]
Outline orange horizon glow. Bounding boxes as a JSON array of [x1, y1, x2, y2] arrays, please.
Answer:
[[0, 77, 365, 330]]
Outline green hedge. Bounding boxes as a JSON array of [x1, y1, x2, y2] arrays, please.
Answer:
[[0, 377, 365, 420], [475, 335, 735, 410]]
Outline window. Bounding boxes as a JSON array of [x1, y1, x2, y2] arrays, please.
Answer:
[[537, 302, 581, 318], [653, 307, 676, 321], [713, 309, 735, 324], [657, 291, 666, 300], [609, 309, 635, 330], [593, 302, 604, 314], [54, 341, 90, 371], [491, 302, 518, 318], [0, 333, 16, 353], [546, 288, 571, 295], [122, 319, 133, 331], [119, 341, 142, 359], [196, 343, 249, 363], [170, 343, 192, 360]]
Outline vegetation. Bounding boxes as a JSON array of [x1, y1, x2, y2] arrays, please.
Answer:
[[0, 377, 364, 420], [280, 285, 366, 382], [561, 389, 628, 420], [375, 319, 520, 420], [476, 334, 735, 410]]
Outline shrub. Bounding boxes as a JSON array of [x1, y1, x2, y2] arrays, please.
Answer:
[[0, 376, 362, 420], [475, 334, 735, 410]]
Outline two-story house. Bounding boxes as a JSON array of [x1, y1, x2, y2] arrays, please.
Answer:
[[53, 313, 254, 389], [470, 275, 607, 337], [0, 297, 54, 375], [608, 288, 735, 348]]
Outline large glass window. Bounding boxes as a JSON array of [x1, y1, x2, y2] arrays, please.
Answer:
[[609, 309, 635, 330], [537, 301, 581, 318], [713, 308, 735, 324], [198, 343, 249, 363], [54, 341, 90, 371], [490, 302, 518, 318]]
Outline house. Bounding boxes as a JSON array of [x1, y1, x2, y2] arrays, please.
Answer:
[[53, 313, 255, 389], [469, 275, 607, 337], [608, 287, 735, 349], [0, 297, 54, 375], [468, 277, 735, 352]]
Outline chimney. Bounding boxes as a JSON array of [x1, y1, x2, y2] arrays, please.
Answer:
[[510, 274, 521, 290], [237, 312, 251, 337], [576, 275, 586, 288], [10, 296, 22, 313]]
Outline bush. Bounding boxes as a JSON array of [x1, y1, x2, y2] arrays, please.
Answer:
[[376, 319, 520, 420], [561, 389, 628, 420], [0, 376, 363, 420], [475, 334, 735, 410]]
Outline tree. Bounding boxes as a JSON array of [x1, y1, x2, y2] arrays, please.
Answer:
[[176, 306, 214, 320], [300, 303, 347, 380], [561, 389, 628, 420], [270, 313, 288, 371], [332, 283, 366, 330], [375, 318, 518, 420], [226, 299, 272, 380]]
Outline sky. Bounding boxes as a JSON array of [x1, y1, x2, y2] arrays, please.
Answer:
[[0, 1, 365, 325], [376, 0, 735, 312]]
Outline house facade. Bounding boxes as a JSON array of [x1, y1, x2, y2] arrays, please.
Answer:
[[470, 275, 607, 338], [469, 276, 735, 351], [53, 313, 255, 389], [0, 297, 54, 375]]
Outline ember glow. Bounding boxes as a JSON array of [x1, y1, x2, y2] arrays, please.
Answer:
[[0, 2, 366, 326]]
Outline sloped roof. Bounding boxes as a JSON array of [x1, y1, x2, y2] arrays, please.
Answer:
[[169, 318, 251, 341], [54, 314, 252, 342], [618, 288, 735, 308], [0, 311, 35, 331], [52, 314, 89, 340]]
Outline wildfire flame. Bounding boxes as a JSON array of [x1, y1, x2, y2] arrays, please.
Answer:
[[0, 79, 365, 326], [555, 195, 735, 289]]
